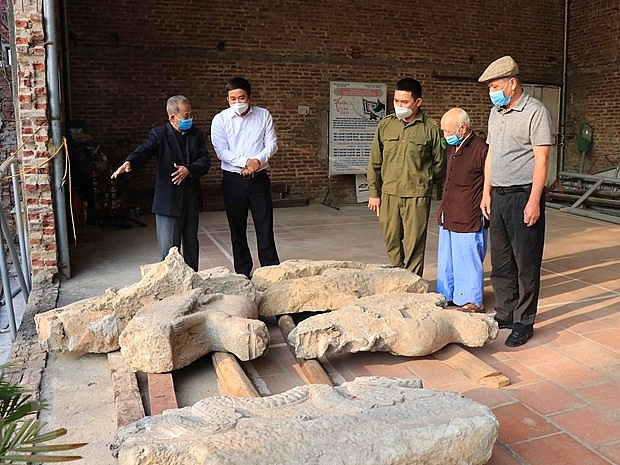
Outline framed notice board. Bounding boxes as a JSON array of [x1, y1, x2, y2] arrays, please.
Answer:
[[328, 81, 387, 175]]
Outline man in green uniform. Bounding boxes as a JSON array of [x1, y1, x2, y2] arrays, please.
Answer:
[[367, 77, 445, 277]]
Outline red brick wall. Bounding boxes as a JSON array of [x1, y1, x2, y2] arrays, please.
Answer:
[[565, 1, 620, 174], [9, 0, 617, 287], [11, 2, 57, 286], [64, 0, 565, 205]]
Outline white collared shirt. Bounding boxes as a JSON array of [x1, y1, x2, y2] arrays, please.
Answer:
[[210, 105, 278, 173]]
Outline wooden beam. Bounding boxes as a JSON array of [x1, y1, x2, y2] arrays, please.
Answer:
[[107, 351, 145, 427], [211, 352, 260, 397], [146, 372, 178, 415], [277, 315, 334, 386], [432, 343, 510, 388]]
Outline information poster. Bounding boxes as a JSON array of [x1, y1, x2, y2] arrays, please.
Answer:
[[355, 173, 369, 203], [329, 81, 387, 175]]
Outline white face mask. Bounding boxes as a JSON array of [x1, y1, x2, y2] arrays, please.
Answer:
[[394, 105, 413, 120], [230, 102, 249, 115]]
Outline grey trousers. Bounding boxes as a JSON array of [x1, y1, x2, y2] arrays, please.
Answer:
[[155, 193, 200, 271]]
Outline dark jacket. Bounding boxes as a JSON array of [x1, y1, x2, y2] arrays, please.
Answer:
[[436, 132, 488, 233], [127, 123, 211, 217]]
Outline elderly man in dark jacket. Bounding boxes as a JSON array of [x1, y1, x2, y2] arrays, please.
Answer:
[[436, 107, 488, 314], [111, 95, 211, 271]]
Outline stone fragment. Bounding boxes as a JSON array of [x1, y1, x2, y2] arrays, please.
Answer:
[[251, 259, 392, 290], [289, 293, 498, 359], [111, 376, 498, 465], [198, 267, 257, 301], [119, 289, 268, 373], [258, 267, 431, 317], [35, 248, 206, 353], [35, 248, 255, 354]]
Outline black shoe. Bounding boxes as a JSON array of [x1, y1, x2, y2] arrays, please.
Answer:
[[505, 324, 534, 347], [494, 317, 513, 329]]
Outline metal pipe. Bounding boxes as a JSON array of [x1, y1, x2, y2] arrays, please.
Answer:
[[558, 171, 620, 185], [60, 0, 72, 121], [11, 163, 31, 291], [0, 242, 17, 339], [558, 0, 569, 174], [0, 286, 22, 306], [0, 204, 29, 302], [0, 158, 31, 338], [43, 0, 71, 278]]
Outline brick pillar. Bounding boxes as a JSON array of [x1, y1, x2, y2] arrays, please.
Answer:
[[11, 1, 58, 290]]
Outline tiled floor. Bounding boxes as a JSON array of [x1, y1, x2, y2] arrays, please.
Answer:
[[52, 201, 620, 464]]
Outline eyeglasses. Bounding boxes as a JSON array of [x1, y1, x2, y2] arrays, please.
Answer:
[[173, 113, 193, 120]]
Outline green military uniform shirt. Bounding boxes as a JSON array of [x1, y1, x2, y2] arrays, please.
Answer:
[[367, 110, 445, 198]]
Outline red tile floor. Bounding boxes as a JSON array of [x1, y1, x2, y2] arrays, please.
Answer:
[[58, 201, 620, 464], [201, 203, 619, 465]]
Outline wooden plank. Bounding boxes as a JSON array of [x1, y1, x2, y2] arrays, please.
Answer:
[[211, 352, 260, 397], [432, 343, 510, 388], [277, 315, 334, 386], [107, 351, 145, 427], [147, 372, 178, 415]]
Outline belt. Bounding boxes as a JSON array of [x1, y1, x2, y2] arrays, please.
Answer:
[[493, 184, 532, 195], [223, 169, 268, 179]]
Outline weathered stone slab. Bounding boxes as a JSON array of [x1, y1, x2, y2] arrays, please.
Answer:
[[251, 259, 393, 291], [35, 249, 256, 354], [198, 267, 257, 301], [35, 248, 206, 353], [111, 376, 498, 465], [289, 293, 498, 359], [258, 267, 431, 317], [119, 289, 268, 373]]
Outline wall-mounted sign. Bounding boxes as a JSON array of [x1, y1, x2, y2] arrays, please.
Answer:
[[329, 81, 386, 175]]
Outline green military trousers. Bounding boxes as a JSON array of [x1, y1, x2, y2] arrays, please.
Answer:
[[379, 193, 431, 277]]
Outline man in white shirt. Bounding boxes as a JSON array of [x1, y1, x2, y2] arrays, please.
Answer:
[[210, 77, 280, 278]]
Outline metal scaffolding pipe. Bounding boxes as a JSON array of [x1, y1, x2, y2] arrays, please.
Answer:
[[558, 0, 569, 174], [558, 171, 620, 186], [10, 163, 31, 292], [43, 0, 71, 278]]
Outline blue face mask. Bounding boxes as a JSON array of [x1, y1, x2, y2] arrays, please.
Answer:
[[489, 79, 512, 107], [178, 118, 193, 131], [444, 130, 463, 146]]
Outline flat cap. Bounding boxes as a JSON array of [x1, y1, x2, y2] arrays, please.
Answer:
[[478, 56, 519, 83]]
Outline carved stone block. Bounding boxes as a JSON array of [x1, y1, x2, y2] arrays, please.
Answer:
[[112, 376, 498, 465], [119, 289, 268, 373]]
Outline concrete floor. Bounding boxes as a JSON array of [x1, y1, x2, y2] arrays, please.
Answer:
[[39, 202, 620, 464]]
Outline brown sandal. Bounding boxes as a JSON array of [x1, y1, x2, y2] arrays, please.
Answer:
[[457, 303, 485, 313]]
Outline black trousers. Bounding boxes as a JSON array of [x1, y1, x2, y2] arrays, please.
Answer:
[[490, 186, 545, 326], [221, 170, 280, 277]]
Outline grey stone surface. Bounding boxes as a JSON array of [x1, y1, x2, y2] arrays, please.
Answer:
[[34, 249, 254, 354], [35, 248, 205, 353], [112, 376, 498, 465], [119, 289, 268, 373], [251, 259, 393, 291], [198, 267, 257, 301], [289, 293, 499, 359], [258, 265, 431, 317]]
